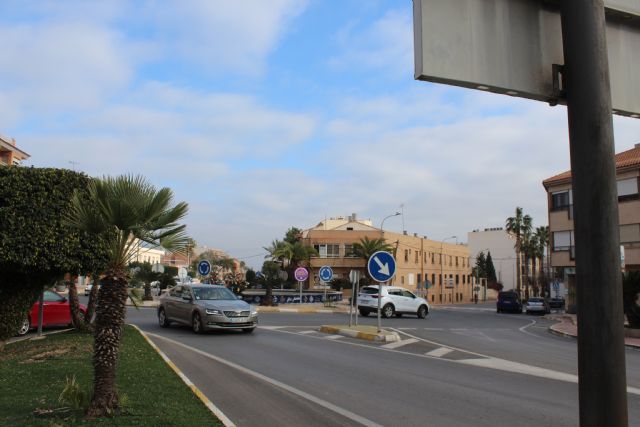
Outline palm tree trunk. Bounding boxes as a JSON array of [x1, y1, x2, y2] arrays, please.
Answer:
[[86, 270, 128, 417], [263, 283, 273, 306], [67, 279, 87, 331], [85, 274, 100, 326], [516, 242, 522, 296]]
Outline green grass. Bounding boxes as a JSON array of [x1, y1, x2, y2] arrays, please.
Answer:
[[0, 326, 223, 426]]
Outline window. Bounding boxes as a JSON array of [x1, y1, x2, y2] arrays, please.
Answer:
[[455, 257, 459, 267], [404, 249, 409, 262], [617, 178, 639, 201], [620, 224, 640, 244], [553, 231, 574, 251], [417, 274, 422, 285], [415, 252, 419, 263], [551, 190, 572, 210], [344, 244, 356, 257], [313, 244, 340, 258], [402, 290, 415, 299], [44, 291, 64, 302], [455, 274, 459, 285], [401, 276, 405, 284], [432, 274, 436, 286]]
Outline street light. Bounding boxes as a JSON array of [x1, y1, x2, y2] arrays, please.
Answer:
[[441, 236, 457, 304], [377, 211, 401, 332]]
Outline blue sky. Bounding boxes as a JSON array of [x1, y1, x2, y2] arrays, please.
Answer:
[[2, 0, 639, 269]]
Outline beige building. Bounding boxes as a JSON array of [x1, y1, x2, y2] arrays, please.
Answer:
[[543, 143, 640, 302], [301, 215, 473, 305], [0, 134, 30, 166]]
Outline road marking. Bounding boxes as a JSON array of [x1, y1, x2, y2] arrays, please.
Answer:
[[518, 320, 540, 338], [423, 328, 444, 331], [325, 335, 345, 340], [258, 326, 284, 330], [425, 347, 453, 358], [381, 338, 419, 349], [147, 333, 383, 427], [299, 330, 316, 334], [396, 327, 417, 330]]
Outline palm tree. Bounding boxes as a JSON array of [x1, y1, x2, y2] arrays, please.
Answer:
[[534, 226, 549, 296], [506, 207, 532, 297], [66, 175, 188, 417], [351, 236, 394, 280]]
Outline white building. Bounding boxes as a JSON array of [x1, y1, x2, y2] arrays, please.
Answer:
[[467, 227, 518, 291], [130, 240, 165, 265]]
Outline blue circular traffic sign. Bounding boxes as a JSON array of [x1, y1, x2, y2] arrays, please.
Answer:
[[367, 251, 396, 283], [319, 266, 333, 282], [197, 260, 211, 276]]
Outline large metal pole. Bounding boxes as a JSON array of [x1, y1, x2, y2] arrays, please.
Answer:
[[560, 2, 628, 426]]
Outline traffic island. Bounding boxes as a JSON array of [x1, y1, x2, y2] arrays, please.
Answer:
[[319, 325, 401, 343]]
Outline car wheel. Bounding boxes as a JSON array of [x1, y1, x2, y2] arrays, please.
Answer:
[[382, 304, 394, 319], [192, 312, 204, 334], [242, 328, 255, 334], [496, 309, 501, 313], [417, 305, 428, 319], [359, 309, 369, 317], [16, 317, 30, 336], [158, 308, 170, 328]]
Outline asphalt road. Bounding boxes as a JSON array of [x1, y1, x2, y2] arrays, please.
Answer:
[[123, 304, 640, 427]]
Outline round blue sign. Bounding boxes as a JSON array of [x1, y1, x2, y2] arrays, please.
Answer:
[[319, 266, 333, 282], [367, 251, 396, 283], [197, 260, 211, 276]]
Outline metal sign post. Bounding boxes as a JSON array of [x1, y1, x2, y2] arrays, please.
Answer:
[[367, 251, 397, 333], [560, 3, 628, 424], [294, 267, 309, 304]]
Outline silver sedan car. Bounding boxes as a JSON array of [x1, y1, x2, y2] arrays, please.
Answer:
[[158, 284, 258, 334]]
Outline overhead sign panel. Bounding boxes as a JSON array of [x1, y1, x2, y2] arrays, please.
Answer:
[[413, 0, 640, 117]]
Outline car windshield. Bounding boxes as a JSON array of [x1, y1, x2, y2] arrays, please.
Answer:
[[192, 287, 237, 301], [528, 298, 544, 302], [361, 287, 379, 295]]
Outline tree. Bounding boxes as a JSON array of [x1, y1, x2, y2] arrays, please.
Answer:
[[66, 174, 188, 417], [0, 168, 109, 349], [260, 260, 282, 305], [485, 252, 497, 285], [129, 262, 159, 301], [506, 207, 532, 298], [473, 251, 487, 279], [284, 227, 302, 244], [245, 268, 257, 286], [534, 226, 549, 296]]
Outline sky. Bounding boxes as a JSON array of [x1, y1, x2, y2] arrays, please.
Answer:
[[2, 0, 639, 270]]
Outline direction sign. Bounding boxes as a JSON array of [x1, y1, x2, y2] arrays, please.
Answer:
[[367, 251, 396, 283], [197, 260, 211, 276], [319, 266, 333, 282], [294, 267, 309, 282], [178, 267, 188, 280]]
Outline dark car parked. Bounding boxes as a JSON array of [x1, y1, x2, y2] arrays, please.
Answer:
[[496, 291, 522, 313], [548, 297, 566, 310]]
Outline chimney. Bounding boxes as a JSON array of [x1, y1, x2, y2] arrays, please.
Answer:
[[413, 233, 418, 237], [403, 231, 408, 235], [351, 213, 357, 221], [635, 143, 640, 149]]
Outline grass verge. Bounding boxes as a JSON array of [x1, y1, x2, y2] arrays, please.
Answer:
[[0, 325, 223, 426]]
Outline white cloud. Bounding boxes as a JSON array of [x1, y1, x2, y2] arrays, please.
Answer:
[[329, 9, 413, 77]]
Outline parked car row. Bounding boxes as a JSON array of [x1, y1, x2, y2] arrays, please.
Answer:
[[496, 291, 565, 315]]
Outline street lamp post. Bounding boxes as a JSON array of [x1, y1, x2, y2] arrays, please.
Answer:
[[441, 236, 456, 304], [377, 212, 401, 332]]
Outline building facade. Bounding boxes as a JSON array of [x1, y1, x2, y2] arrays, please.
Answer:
[[0, 135, 30, 166], [467, 228, 519, 292], [543, 143, 640, 303], [301, 215, 473, 304]]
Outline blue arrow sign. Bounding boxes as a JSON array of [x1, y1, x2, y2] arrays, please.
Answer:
[[319, 266, 333, 282], [197, 260, 211, 276], [367, 251, 396, 283]]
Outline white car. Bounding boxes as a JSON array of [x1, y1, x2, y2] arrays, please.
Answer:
[[357, 285, 430, 319], [84, 284, 93, 296]]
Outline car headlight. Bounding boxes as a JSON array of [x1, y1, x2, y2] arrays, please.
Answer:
[[206, 309, 222, 315], [251, 310, 258, 316]]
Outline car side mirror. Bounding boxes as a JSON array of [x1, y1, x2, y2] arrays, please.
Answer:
[[182, 295, 192, 301]]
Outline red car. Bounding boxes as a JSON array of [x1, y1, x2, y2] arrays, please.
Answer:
[[16, 290, 87, 336]]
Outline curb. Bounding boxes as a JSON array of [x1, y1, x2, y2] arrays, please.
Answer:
[[256, 306, 349, 314], [547, 322, 640, 350], [319, 325, 400, 343], [129, 324, 235, 427]]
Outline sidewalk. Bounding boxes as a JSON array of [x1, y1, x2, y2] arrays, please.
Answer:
[[546, 314, 640, 350]]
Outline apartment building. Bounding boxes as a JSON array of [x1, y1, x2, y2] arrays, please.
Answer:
[[300, 214, 473, 304], [0, 134, 30, 166], [543, 143, 640, 301]]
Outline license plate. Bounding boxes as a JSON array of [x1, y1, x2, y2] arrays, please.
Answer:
[[229, 317, 247, 323]]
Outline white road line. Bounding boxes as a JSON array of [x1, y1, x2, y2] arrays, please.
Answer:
[[147, 333, 382, 427], [396, 327, 417, 330], [381, 338, 419, 349], [518, 320, 540, 338], [425, 347, 454, 358], [423, 328, 444, 331], [325, 335, 345, 340], [258, 326, 284, 330], [298, 330, 316, 334]]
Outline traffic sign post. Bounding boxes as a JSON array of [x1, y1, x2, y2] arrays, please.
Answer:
[[294, 267, 309, 304], [197, 260, 211, 277], [367, 251, 397, 332], [319, 266, 333, 305]]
